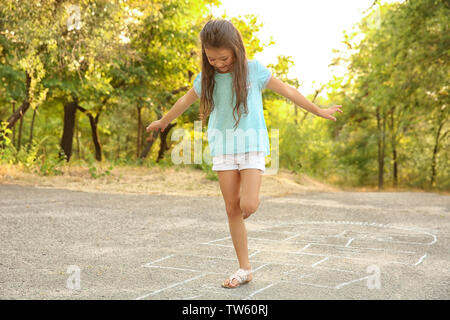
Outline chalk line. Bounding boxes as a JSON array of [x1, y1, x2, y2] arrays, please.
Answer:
[[311, 257, 329, 267], [135, 273, 207, 300]]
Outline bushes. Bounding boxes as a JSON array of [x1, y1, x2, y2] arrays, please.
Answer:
[[0, 131, 66, 176]]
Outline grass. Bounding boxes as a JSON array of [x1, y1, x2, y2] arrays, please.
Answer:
[[0, 160, 338, 198], [2, 150, 443, 196]]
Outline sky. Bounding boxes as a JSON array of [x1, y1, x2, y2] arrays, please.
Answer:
[[211, 0, 404, 97]]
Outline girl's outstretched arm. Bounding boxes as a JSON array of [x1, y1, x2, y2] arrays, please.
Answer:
[[266, 76, 343, 121], [146, 88, 199, 133]]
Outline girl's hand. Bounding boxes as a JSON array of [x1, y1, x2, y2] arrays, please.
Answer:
[[146, 119, 168, 133], [318, 105, 343, 121]]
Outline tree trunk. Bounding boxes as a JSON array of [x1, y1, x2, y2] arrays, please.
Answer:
[[137, 103, 142, 158], [376, 107, 385, 190], [12, 101, 16, 147], [78, 108, 102, 162], [75, 113, 81, 160], [430, 121, 445, 188], [90, 112, 102, 161], [17, 109, 24, 151], [140, 130, 159, 159], [140, 104, 163, 160], [60, 99, 78, 161], [157, 123, 176, 162], [124, 135, 129, 156], [5, 73, 32, 130], [83, 107, 102, 161], [392, 146, 398, 187], [381, 113, 386, 189], [116, 134, 120, 160], [77, 98, 107, 162], [390, 109, 398, 187], [27, 106, 38, 152], [1, 73, 31, 149]]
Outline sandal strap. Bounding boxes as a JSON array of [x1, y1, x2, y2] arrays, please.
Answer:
[[228, 268, 252, 283]]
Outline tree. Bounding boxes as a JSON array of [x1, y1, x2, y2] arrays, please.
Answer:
[[327, 0, 449, 189]]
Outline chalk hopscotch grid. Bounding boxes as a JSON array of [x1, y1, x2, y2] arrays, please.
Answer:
[[136, 221, 437, 300], [201, 237, 428, 266]]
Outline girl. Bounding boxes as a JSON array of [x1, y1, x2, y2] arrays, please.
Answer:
[[146, 19, 343, 289]]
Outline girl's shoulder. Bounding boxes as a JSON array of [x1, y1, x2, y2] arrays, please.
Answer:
[[247, 59, 262, 68], [247, 59, 269, 75]]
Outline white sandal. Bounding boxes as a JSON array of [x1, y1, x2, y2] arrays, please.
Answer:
[[222, 268, 253, 288]]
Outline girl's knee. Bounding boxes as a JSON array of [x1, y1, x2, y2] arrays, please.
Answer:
[[225, 200, 241, 218], [240, 197, 260, 215]]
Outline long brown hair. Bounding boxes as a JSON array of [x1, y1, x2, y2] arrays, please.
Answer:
[[199, 19, 248, 129]]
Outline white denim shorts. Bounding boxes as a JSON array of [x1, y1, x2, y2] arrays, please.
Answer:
[[211, 151, 266, 173]]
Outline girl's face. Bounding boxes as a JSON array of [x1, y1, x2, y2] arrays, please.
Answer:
[[204, 47, 235, 73]]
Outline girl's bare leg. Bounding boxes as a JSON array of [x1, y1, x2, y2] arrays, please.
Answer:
[[217, 170, 252, 287], [217, 169, 262, 287]]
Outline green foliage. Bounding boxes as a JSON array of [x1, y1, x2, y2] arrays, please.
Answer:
[[0, 132, 66, 176], [0, 121, 12, 151], [193, 161, 218, 181], [324, 0, 449, 190], [36, 151, 65, 176], [85, 153, 113, 178], [87, 163, 113, 179]]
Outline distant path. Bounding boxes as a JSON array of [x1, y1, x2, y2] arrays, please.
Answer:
[[0, 184, 449, 299]]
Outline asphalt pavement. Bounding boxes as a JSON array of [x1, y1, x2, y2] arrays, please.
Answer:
[[0, 183, 449, 299]]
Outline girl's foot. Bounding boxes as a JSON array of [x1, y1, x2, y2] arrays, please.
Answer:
[[221, 268, 253, 288]]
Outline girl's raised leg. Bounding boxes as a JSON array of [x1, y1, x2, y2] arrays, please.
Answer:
[[239, 169, 262, 219]]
